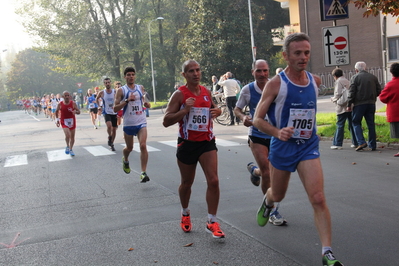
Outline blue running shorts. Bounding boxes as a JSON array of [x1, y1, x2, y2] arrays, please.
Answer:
[[123, 124, 146, 136], [269, 135, 320, 172]]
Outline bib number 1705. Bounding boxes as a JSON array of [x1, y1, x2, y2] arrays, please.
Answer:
[[292, 118, 313, 129]]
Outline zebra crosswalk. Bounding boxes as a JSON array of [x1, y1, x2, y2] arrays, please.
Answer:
[[3, 136, 248, 168]]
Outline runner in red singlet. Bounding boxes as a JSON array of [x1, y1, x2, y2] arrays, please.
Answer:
[[55, 91, 80, 156], [163, 59, 225, 239]]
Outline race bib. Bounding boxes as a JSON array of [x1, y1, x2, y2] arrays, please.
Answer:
[[187, 107, 209, 132], [89, 103, 95, 109], [105, 103, 114, 114], [128, 100, 143, 115], [64, 118, 74, 128], [287, 108, 315, 139]]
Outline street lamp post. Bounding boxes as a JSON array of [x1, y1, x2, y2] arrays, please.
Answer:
[[248, 0, 256, 62], [148, 17, 164, 104]]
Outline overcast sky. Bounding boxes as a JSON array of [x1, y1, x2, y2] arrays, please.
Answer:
[[0, 0, 34, 52]]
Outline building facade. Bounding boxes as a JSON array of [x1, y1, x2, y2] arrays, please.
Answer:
[[272, 0, 399, 87]]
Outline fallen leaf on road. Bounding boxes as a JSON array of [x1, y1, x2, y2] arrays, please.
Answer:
[[352, 162, 356, 165], [183, 243, 193, 247], [128, 248, 134, 251]]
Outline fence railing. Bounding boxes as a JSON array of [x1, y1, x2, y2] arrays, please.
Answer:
[[316, 66, 385, 89]]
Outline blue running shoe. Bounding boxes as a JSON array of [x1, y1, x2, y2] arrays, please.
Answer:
[[247, 162, 260, 186], [269, 206, 287, 226], [65, 147, 70, 155]]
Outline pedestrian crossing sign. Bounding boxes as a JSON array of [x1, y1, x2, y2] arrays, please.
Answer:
[[320, 0, 349, 21]]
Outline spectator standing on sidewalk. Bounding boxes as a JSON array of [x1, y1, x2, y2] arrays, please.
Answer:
[[347, 61, 382, 151], [379, 63, 399, 157], [218, 72, 241, 126], [330, 68, 358, 149]]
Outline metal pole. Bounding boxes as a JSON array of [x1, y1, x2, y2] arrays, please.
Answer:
[[148, 21, 156, 104], [248, 0, 255, 62], [148, 17, 164, 104]]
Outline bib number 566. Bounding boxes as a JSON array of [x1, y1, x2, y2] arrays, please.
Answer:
[[192, 115, 207, 124]]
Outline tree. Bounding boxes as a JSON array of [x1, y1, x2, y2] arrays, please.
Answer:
[[19, 0, 152, 80], [348, 0, 399, 22], [182, 0, 288, 84], [6, 49, 94, 101]]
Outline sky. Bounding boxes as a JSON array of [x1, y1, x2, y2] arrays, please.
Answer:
[[0, 0, 34, 53]]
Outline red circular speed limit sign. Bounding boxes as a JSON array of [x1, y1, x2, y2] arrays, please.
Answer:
[[334, 36, 347, 50]]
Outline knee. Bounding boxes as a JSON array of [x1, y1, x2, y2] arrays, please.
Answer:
[[272, 192, 285, 202], [125, 146, 133, 153], [180, 178, 194, 188], [309, 191, 326, 207], [207, 177, 219, 190], [139, 143, 147, 152]]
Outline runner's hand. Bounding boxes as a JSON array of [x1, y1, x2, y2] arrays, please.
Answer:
[[278, 127, 294, 141]]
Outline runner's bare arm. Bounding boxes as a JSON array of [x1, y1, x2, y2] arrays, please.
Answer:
[[113, 88, 127, 112], [141, 85, 151, 108], [95, 91, 103, 107], [253, 76, 294, 141], [208, 90, 221, 118], [73, 102, 80, 115], [55, 103, 61, 127], [163, 90, 191, 127]]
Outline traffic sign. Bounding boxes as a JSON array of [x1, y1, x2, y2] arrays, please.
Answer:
[[320, 0, 349, 21], [322, 25, 350, 67], [77, 82, 82, 88], [78, 89, 82, 93]]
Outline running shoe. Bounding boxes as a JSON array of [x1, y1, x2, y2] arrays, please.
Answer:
[[269, 207, 287, 226], [65, 147, 70, 155], [257, 194, 274, 227], [322, 250, 344, 266], [94, 125, 97, 129], [122, 157, 130, 174], [247, 162, 260, 187], [180, 214, 192, 232], [98, 120, 101, 127], [110, 144, 115, 151], [69, 150, 75, 156], [140, 172, 150, 183], [205, 222, 225, 239]]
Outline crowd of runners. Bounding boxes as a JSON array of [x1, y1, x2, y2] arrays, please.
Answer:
[[12, 33, 348, 265]]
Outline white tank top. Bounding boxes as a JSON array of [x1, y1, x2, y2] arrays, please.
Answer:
[[102, 89, 116, 115], [122, 84, 147, 126]]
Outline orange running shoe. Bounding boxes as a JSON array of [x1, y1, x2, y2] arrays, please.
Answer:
[[180, 215, 192, 232], [206, 222, 225, 239]]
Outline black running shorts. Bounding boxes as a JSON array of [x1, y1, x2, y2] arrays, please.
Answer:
[[176, 137, 217, 165]]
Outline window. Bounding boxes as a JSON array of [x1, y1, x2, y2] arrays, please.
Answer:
[[388, 37, 399, 60]]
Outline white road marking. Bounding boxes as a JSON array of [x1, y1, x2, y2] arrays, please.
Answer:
[[158, 140, 177, 147], [84, 146, 116, 156], [4, 154, 28, 167], [47, 150, 73, 162], [216, 139, 241, 147], [120, 143, 160, 152]]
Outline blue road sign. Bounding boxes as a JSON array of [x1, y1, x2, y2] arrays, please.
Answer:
[[320, 0, 349, 21]]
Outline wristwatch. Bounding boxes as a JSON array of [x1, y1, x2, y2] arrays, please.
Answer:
[[124, 99, 129, 103]]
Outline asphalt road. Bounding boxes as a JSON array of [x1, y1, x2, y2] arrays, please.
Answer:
[[0, 98, 397, 266]]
